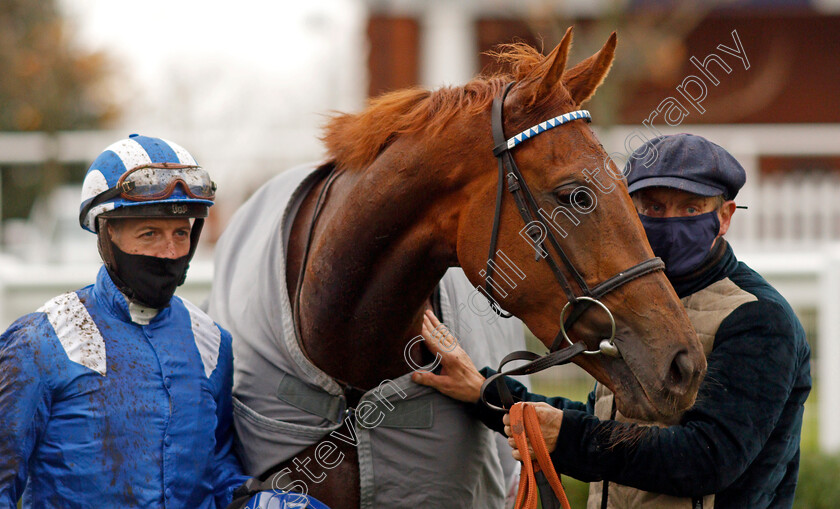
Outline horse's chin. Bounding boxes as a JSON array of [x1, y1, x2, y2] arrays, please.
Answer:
[[613, 386, 675, 423], [612, 361, 696, 424]]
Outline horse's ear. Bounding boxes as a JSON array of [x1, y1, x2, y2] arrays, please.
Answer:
[[532, 27, 574, 104], [563, 31, 617, 106]]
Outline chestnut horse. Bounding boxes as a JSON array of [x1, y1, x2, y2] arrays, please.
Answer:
[[226, 28, 705, 508]]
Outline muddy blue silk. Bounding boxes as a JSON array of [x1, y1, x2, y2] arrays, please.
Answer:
[[0, 267, 248, 508]]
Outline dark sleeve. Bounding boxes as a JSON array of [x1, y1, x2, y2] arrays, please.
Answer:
[[470, 366, 590, 434], [549, 300, 801, 497]]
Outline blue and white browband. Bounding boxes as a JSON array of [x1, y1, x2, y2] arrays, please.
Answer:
[[505, 110, 591, 150]]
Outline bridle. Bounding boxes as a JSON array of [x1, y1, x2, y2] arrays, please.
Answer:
[[480, 82, 665, 411]]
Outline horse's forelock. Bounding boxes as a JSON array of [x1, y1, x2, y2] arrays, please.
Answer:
[[484, 42, 550, 82]]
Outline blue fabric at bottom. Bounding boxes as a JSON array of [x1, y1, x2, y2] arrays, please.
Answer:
[[244, 490, 331, 509]]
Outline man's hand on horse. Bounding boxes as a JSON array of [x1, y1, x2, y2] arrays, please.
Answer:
[[411, 309, 485, 403], [502, 403, 564, 461]]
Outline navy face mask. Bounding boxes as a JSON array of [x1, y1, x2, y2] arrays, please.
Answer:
[[639, 211, 720, 279]]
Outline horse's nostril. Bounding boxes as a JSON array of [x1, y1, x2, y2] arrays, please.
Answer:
[[669, 350, 694, 389]]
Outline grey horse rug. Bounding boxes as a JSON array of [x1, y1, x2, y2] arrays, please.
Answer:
[[206, 163, 528, 508]]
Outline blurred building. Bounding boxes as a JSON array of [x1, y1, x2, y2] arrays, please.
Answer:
[[364, 0, 840, 120]]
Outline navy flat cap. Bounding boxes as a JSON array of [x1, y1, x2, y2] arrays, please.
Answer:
[[625, 133, 746, 200]]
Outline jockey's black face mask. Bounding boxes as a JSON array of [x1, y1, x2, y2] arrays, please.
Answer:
[[105, 243, 190, 309], [97, 217, 203, 309]]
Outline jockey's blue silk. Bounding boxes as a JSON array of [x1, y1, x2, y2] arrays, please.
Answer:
[[0, 267, 249, 508], [207, 163, 528, 509]]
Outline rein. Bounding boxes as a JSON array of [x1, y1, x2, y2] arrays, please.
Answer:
[[509, 402, 572, 509], [481, 82, 666, 412]]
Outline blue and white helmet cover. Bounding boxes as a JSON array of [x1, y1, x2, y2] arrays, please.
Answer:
[[244, 490, 331, 509], [79, 134, 214, 232]]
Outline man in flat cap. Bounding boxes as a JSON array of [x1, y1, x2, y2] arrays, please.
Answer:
[[413, 133, 812, 508]]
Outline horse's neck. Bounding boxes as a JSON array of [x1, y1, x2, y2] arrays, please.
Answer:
[[288, 154, 463, 389]]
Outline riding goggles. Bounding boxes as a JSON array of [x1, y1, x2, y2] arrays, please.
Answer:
[[116, 163, 216, 201], [79, 163, 216, 229]]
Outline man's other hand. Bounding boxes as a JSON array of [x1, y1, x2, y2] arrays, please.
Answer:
[[411, 309, 485, 403]]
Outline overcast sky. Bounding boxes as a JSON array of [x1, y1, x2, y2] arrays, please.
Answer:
[[58, 0, 366, 135]]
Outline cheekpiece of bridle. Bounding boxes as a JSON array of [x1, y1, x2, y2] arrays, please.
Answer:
[[480, 82, 666, 412]]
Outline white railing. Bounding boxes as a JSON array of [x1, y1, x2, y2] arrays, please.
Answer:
[[737, 172, 840, 247], [2, 125, 839, 248]]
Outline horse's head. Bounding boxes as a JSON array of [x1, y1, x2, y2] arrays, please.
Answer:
[[456, 28, 705, 421]]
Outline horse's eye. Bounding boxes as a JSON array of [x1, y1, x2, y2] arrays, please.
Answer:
[[572, 191, 593, 210], [555, 190, 573, 206], [555, 187, 593, 210]]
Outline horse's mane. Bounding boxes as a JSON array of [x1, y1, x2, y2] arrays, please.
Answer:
[[322, 43, 549, 170]]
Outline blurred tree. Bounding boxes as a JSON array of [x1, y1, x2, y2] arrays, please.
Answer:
[[0, 0, 117, 131], [0, 0, 118, 223]]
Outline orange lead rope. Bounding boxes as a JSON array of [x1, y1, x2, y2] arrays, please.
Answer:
[[510, 402, 572, 509]]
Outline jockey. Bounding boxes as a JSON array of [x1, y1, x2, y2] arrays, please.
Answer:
[[413, 133, 812, 508], [0, 135, 253, 508]]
